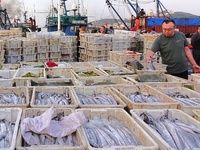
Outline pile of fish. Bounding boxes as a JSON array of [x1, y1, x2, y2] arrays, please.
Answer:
[[35, 92, 71, 105], [21, 72, 43, 78], [0, 119, 15, 148], [23, 112, 78, 146], [140, 111, 200, 149], [135, 74, 168, 82], [76, 71, 99, 77], [126, 92, 163, 103], [0, 92, 26, 104], [83, 118, 142, 148], [78, 94, 117, 105], [166, 91, 200, 106]]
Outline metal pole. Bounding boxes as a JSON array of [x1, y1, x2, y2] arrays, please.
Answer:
[[58, 0, 61, 31]]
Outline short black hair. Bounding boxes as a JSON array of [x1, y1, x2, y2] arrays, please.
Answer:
[[162, 19, 175, 25]]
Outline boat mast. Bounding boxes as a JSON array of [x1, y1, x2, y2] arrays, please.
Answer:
[[58, 0, 61, 31]]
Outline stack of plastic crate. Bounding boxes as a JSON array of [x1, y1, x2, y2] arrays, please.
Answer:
[[22, 39, 37, 62], [36, 38, 49, 62], [112, 35, 131, 51], [60, 36, 77, 62], [4, 38, 22, 63], [49, 37, 61, 62], [0, 40, 5, 63]]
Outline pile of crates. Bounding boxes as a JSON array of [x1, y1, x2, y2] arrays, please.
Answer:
[[60, 36, 77, 62], [79, 33, 112, 61], [22, 39, 37, 62]]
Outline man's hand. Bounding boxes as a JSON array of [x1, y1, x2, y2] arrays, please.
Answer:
[[192, 64, 200, 73]]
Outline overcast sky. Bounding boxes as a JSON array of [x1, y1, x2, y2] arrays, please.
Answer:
[[20, 0, 200, 27]]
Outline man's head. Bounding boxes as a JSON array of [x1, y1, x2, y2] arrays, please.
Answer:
[[197, 26, 200, 33], [79, 25, 85, 31], [162, 19, 175, 37]]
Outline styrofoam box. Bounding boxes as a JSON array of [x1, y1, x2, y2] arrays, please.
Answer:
[[71, 68, 107, 79], [14, 68, 46, 79], [0, 108, 22, 150], [0, 70, 16, 87], [110, 84, 178, 110], [78, 76, 134, 86], [72, 86, 126, 108], [16, 108, 87, 150], [153, 86, 200, 116], [130, 109, 200, 150], [0, 87, 29, 108], [76, 108, 159, 150], [126, 74, 188, 86], [99, 67, 134, 77], [45, 62, 72, 68], [30, 86, 78, 108]]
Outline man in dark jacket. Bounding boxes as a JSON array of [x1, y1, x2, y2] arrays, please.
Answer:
[[191, 26, 200, 66]]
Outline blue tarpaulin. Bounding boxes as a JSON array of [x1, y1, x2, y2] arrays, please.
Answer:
[[147, 18, 200, 26]]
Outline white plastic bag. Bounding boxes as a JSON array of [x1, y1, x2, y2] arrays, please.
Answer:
[[21, 107, 87, 145]]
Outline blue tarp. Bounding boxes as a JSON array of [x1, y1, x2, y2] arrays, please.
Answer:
[[147, 18, 200, 26]]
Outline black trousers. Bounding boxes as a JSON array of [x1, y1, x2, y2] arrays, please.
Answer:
[[192, 49, 200, 66], [170, 70, 188, 80]]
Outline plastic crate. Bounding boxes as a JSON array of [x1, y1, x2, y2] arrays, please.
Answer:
[[72, 86, 126, 108], [87, 43, 111, 50], [87, 56, 109, 62], [23, 46, 36, 55], [86, 49, 109, 57], [0, 70, 16, 87], [111, 84, 178, 110], [87, 36, 106, 44], [20, 62, 44, 68], [153, 86, 200, 116], [71, 68, 107, 78], [36, 38, 49, 46], [45, 62, 72, 68], [14, 68, 46, 79], [30, 87, 78, 108], [46, 68, 75, 78], [49, 52, 61, 58], [5, 55, 22, 63], [22, 39, 37, 47], [126, 74, 188, 86], [0, 108, 22, 150], [48, 38, 60, 45], [99, 67, 134, 76], [130, 109, 200, 150], [0, 50, 5, 59], [76, 108, 158, 150], [6, 39, 22, 48], [69, 62, 93, 68], [0, 40, 5, 50], [78, 76, 134, 86], [1, 64, 20, 70], [49, 45, 60, 52], [37, 46, 49, 53], [0, 87, 29, 108], [37, 52, 49, 60], [22, 54, 37, 62], [109, 51, 142, 66], [60, 36, 74, 43], [88, 61, 119, 68], [16, 108, 87, 150], [5, 48, 22, 55]]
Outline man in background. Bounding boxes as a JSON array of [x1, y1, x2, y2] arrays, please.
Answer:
[[75, 25, 85, 61], [191, 26, 200, 66]]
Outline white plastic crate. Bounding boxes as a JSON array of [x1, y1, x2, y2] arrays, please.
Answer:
[[22, 54, 37, 62], [5, 48, 22, 55], [23, 46, 36, 55], [5, 55, 21, 63], [37, 52, 49, 60], [0, 50, 5, 59], [49, 45, 60, 52], [0, 70, 16, 87], [0, 108, 22, 150], [86, 49, 109, 57], [20, 62, 44, 68], [1, 64, 20, 70], [36, 38, 48, 46], [45, 62, 72, 69], [48, 38, 60, 45], [0, 40, 5, 50], [89, 61, 119, 68], [69, 62, 93, 68], [87, 36, 106, 44], [22, 39, 37, 47], [87, 56, 109, 62], [49, 52, 61, 58], [6, 39, 22, 48], [14, 68, 46, 79], [60, 36, 74, 43], [37, 46, 49, 53]]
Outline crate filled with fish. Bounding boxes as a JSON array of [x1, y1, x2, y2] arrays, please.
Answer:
[[71, 68, 107, 79], [20, 62, 45, 68], [0, 70, 17, 87], [125, 60, 167, 73], [88, 61, 119, 68], [130, 109, 200, 150], [45, 62, 72, 68], [69, 62, 93, 68], [72, 86, 126, 109], [76, 108, 158, 150], [153, 86, 200, 116], [98, 67, 135, 77], [78, 76, 134, 86], [29, 77, 80, 86], [192, 109, 200, 121], [0, 87, 29, 108], [1, 64, 19, 70], [14, 68, 46, 79], [110, 84, 178, 110], [30, 87, 78, 108], [0, 108, 22, 150], [126, 73, 188, 87], [16, 108, 87, 150]]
